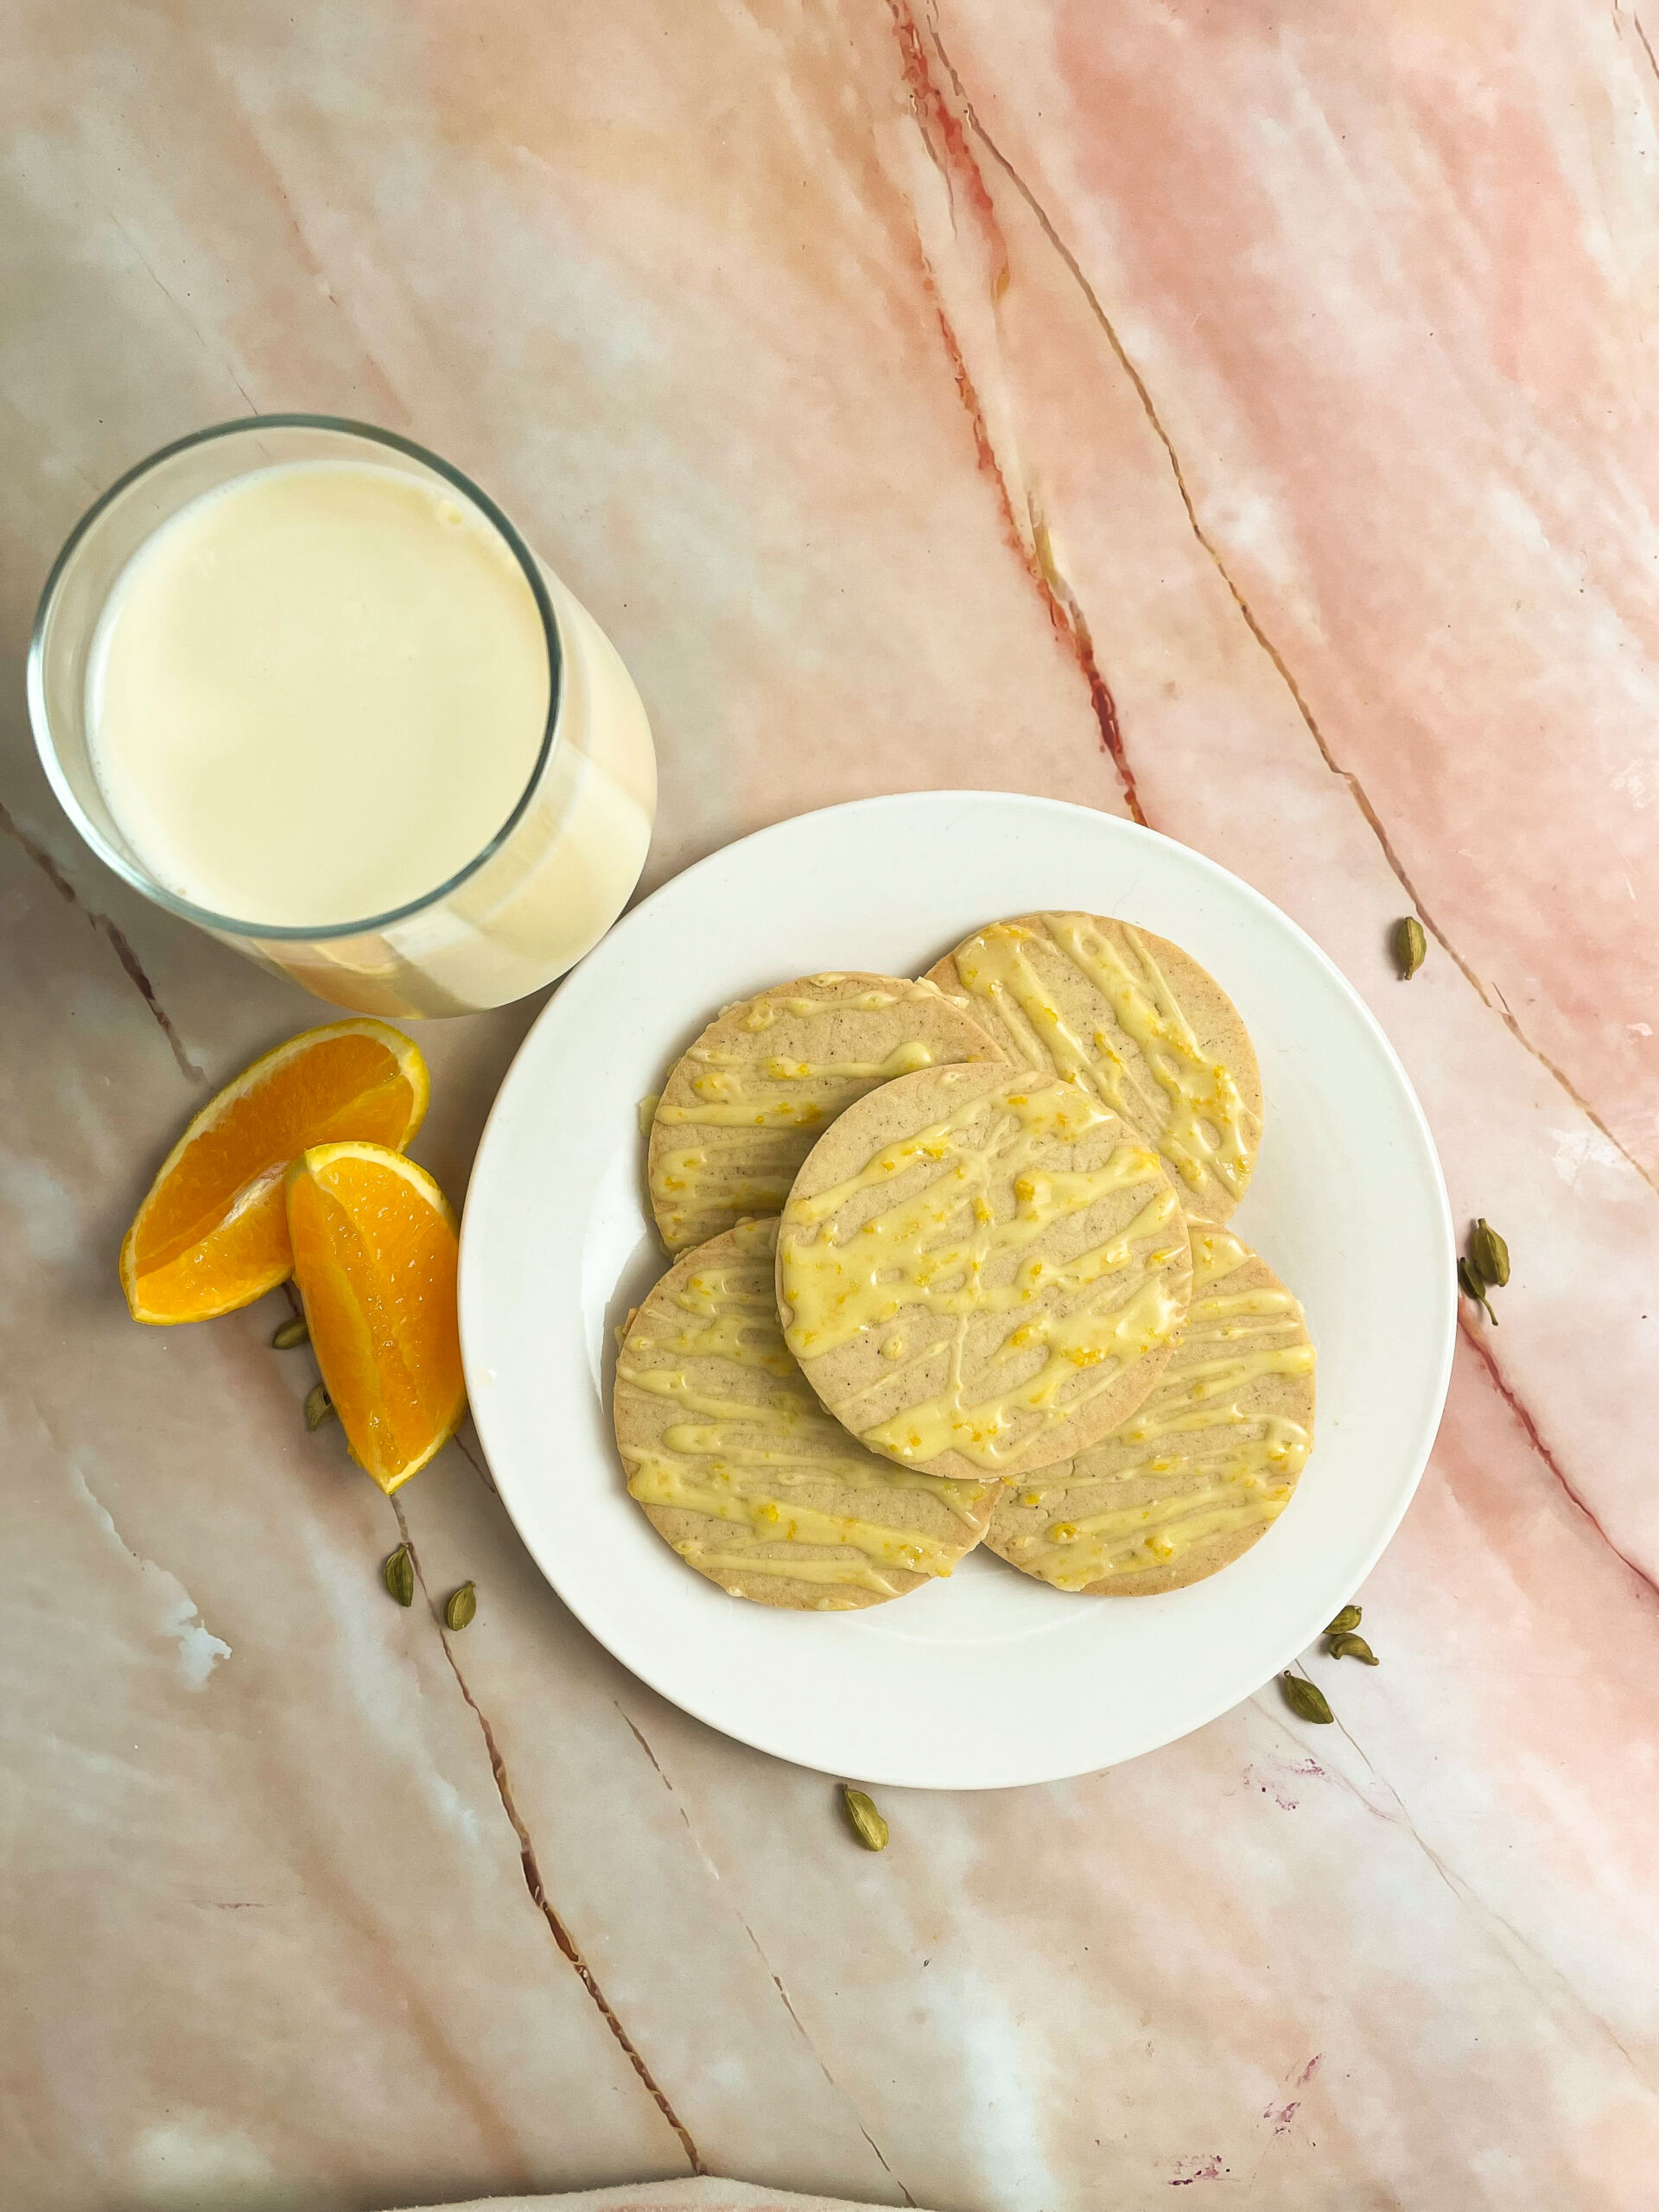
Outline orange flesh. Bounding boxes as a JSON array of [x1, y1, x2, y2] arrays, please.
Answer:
[[287, 1146, 465, 1492], [122, 1026, 424, 1323]]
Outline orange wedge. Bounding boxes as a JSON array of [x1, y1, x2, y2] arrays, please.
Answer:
[[286, 1141, 466, 1492], [121, 1020, 428, 1325]]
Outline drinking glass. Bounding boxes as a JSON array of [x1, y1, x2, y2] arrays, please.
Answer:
[[28, 415, 656, 1016]]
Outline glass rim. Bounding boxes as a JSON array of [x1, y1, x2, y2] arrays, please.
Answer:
[[26, 411, 564, 942]]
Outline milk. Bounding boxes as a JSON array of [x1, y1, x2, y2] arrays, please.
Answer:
[[86, 460, 655, 1014]]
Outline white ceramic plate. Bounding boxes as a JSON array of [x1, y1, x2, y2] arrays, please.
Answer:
[[461, 793, 1453, 1789]]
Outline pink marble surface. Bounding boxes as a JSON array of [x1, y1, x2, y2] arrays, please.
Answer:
[[3, 3, 1656, 2208]]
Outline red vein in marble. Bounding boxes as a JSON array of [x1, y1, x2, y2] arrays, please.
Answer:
[[921, 12, 1659, 1200], [890, 3, 1005, 277], [1028, 496, 1142, 823], [1457, 1315, 1659, 1605], [889, 0, 1144, 823], [393, 1507, 706, 2174], [0, 801, 208, 1084]]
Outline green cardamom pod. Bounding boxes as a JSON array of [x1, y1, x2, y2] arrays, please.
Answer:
[[842, 1785, 889, 1851], [383, 1544, 415, 1606], [1281, 1672, 1333, 1726], [1329, 1630, 1379, 1665], [1393, 916, 1427, 980], [1458, 1256, 1497, 1324], [1324, 1604, 1362, 1635], [444, 1581, 477, 1631], [304, 1380, 338, 1430], [271, 1315, 310, 1350], [1471, 1218, 1510, 1289]]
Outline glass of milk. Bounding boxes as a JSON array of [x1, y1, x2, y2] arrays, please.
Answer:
[[28, 416, 657, 1016]]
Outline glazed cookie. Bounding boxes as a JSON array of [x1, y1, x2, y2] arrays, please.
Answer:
[[926, 914, 1262, 1223], [647, 972, 1005, 1252], [776, 1063, 1192, 1484], [613, 1217, 996, 1609], [987, 1218, 1315, 1594]]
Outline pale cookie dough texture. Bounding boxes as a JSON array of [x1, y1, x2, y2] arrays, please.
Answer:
[[926, 913, 1263, 1224], [647, 972, 1006, 1252], [776, 1062, 1193, 1484], [613, 1217, 997, 1609], [988, 1218, 1316, 1594]]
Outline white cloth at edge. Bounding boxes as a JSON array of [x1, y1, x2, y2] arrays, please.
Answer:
[[387, 2178, 943, 2212]]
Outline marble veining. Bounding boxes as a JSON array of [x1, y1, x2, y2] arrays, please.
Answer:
[[3, 4, 1657, 2209]]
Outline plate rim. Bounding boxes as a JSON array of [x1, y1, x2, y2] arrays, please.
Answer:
[[459, 791, 1456, 1788]]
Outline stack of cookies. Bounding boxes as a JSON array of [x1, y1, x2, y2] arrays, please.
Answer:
[[613, 916, 1315, 1611]]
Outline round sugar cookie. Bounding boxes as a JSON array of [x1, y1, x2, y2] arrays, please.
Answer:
[[926, 913, 1262, 1223], [647, 973, 1006, 1252], [987, 1218, 1316, 1595], [776, 1063, 1192, 1484], [613, 1217, 997, 1609]]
